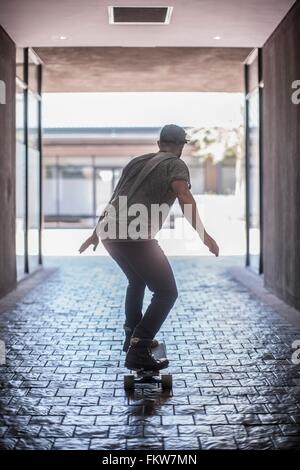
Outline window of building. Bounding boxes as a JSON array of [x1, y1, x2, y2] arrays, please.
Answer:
[[15, 48, 42, 279]]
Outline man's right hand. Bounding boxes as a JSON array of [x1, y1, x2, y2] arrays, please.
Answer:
[[78, 230, 99, 254], [204, 232, 219, 257]]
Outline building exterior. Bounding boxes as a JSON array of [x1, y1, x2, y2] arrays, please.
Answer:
[[42, 126, 236, 228]]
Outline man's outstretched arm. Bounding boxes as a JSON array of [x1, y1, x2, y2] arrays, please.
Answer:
[[171, 179, 219, 257]]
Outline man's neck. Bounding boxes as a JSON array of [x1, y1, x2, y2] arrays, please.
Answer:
[[158, 149, 180, 158]]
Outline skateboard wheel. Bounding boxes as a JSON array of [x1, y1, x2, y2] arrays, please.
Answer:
[[161, 374, 172, 390], [124, 375, 135, 390]]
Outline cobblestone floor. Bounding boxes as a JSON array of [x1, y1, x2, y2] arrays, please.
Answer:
[[0, 256, 300, 450]]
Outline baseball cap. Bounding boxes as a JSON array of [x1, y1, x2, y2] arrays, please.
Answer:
[[159, 124, 189, 144]]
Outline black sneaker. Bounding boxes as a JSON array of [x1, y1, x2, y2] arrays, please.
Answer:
[[123, 325, 159, 353], [124, 337, 169, 371]]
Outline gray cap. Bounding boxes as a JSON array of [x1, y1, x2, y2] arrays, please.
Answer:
[[159, 124, 188, 144]]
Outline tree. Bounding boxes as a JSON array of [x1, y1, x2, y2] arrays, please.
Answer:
[[188, 123, 245, 197]]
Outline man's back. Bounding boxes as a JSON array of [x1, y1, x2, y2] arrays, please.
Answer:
[[101, 151, 191, 240]]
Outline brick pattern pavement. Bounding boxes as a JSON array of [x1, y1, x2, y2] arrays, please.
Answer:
[[0, 256, 300, 450]]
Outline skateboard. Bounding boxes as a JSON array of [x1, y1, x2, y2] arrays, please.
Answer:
[[123, 342, 172, 391]]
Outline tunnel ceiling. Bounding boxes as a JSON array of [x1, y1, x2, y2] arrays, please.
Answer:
[[0, 0, 296, 48]]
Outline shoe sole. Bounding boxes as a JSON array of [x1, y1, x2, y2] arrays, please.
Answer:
[[123, 340, 160, 354], [124, 360, 169, 372]]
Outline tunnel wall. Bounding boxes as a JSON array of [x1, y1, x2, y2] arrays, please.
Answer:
[[0, 26, 16, 298], [262, 1, 300, 309]]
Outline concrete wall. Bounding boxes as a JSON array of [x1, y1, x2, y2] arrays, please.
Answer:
[[263, 1, 300, 309], [0, 26, 16, 297], [35, 47, 250, 93]]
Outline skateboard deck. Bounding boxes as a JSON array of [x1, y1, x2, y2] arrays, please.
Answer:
[[123, 342, 172, 390]]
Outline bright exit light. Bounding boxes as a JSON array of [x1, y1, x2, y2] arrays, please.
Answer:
[[43, 92, 244, 129], [98, 170, 113, 182]]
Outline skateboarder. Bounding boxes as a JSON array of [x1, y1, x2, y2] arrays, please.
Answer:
[[79, 124, 219, 371]]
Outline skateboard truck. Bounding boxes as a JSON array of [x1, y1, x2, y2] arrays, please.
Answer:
[[123, 342, 173, 391], [124, 370, 173, 390]]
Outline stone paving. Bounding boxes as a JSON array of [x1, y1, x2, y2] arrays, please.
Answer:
[[0, 256, 300, 450]]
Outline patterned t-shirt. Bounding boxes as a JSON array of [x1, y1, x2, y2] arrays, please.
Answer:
[[96, 151, 191, 241]]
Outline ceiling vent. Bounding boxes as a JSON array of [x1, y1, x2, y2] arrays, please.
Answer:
[[108, 6, 173, 25]]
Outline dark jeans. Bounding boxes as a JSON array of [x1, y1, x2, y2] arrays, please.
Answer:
[[103, 239, 178, 339]]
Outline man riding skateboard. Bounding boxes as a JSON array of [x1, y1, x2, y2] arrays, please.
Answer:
[[79, 124, 219, 371]]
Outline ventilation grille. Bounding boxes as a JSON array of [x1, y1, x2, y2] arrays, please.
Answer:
[[108, 6, 173, 24]]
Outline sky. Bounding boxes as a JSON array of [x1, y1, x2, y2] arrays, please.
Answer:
[[43, 92, 244, 129]]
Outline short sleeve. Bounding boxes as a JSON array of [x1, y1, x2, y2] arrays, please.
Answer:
[[167, 158, 191, 189]]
